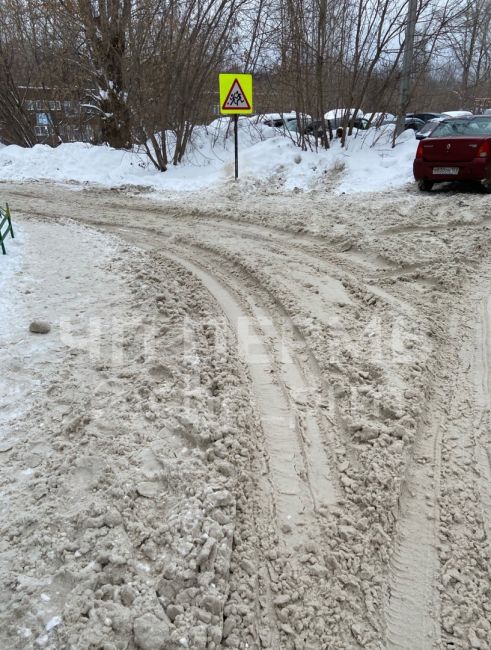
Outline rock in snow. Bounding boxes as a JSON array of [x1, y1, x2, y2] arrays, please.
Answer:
[[29, 320, 51, 334]]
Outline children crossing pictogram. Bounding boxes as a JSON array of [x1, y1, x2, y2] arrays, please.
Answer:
[[219, 74, 253, 116], [222, 79, 251, 111]]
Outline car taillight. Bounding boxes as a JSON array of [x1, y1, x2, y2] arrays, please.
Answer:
[[416, 141, 424, 159], [477, 140, 490, 158]]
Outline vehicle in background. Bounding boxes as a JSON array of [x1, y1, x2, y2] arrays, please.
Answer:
[[318, 109, 369, 137], [287, 115, 369, 137], [484, 109, 491, 115], [415, 117, 446, 140], [260, 112, 301, 128], [328, 116, 370, 131], [365, 112, 396, 124], [286, 118, 329, 139], [324, 107, 364, 122], [407, 112, 444, 123], [403, 117, 426, 131], [413, 115, 491, 191], [441, 110, 473, 119], [382, 116, 425, 131]]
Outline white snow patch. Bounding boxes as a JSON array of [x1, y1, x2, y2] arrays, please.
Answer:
[[441, 110, 473, 118], [17, 627, 32, 638], [45, 616, 61, 631], [0, 121, 418, 195]]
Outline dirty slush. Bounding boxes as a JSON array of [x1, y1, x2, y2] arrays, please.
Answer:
[[0, 182, 490, 650]]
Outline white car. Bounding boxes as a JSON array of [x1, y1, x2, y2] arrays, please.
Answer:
[[259, 112, 311, 128], [324, 107, 364, 121]]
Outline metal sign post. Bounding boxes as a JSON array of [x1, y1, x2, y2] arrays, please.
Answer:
[[219, 73, 253, 180], [234, 115, 238, 179]]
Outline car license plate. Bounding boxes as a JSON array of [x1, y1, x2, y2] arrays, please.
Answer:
[[433, 166, 459, 175]]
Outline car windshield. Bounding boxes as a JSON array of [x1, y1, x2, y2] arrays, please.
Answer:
[[431, 117, 491, 137], [285, 119, 298, 131], [286, 118, 313, 132]]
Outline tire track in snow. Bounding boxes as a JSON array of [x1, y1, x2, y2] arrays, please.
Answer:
[[178, 243, 341, 508], [384, 409, 443, 650], [109, 226, 338, 548], [163, 245, 339, 544], [475, 296, 491, 553]]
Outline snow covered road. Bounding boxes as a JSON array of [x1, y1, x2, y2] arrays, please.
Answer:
[[0, 180, 490, 649]]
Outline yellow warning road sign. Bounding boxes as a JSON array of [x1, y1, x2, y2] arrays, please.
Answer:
[[219, 74, 253, 115]]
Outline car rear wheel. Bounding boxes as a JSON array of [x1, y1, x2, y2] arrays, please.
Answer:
[[418, 179, 434, 191]]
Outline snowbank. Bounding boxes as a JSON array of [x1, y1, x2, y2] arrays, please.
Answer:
[[0, 120, 418, 195]]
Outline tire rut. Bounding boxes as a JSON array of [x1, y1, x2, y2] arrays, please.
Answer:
[[385, 405, 443, 650], [474, 296, 491, 553], [110, 226, 339, 548]]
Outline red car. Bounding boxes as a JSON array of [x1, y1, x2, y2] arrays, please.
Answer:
[[413, 116, 491, 191]]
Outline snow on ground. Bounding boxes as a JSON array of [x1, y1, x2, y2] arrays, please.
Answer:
[[1, 113, 485, 650], [0, 120, 418, 195], [0, 213, 257, 649], [0, 221, 121, 435], [2, 184, 490, 650], [0, 220, 133, 646]]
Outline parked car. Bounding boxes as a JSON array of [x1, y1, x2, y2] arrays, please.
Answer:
[[407, 112, 444, 123], [365, 112, 395, 124], [284, 116, 322, 136], [413, 115, 491, 191], [415, 117, 445, 140], [286, 116, 369, 137], [324, 107, 364, 121], [261, 112, 298, 128], [328, 116, 370, 131], [286, 117, 326, 136], [382, 117, 425, 131], [404, 117, 426, 131]]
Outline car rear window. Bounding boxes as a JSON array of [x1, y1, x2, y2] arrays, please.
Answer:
[[431, 117, 491, 137], [418, 120, 439, 134], [470, 118, 491, 134]]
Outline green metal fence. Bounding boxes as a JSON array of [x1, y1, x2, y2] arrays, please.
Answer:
[[0, 203, 14, 255]]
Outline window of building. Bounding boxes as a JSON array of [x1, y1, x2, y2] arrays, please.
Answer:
[[36, 112, 53, 126]]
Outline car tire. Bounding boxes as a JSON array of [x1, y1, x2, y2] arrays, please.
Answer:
[[418, 179, 434, 191]]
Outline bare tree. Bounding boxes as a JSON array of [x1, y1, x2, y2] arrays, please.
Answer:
[[0, 0, 485, 161], [56, 0, 132, 148], [0, 39, 36, 146], [447, 0, 491, 107], [130, 0, 253, 170]]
